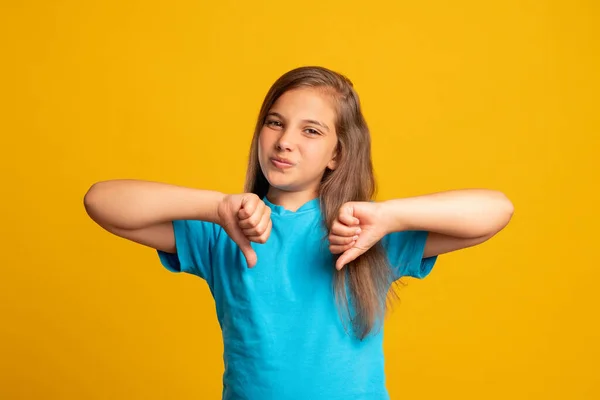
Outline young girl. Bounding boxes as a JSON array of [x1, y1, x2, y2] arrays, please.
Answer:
[[84, 66, 513, 399]]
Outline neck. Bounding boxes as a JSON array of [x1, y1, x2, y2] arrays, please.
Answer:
[[266, 187, 318, 212]]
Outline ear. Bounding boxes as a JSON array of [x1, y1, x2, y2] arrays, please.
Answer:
[[327, 144, 340, 171]]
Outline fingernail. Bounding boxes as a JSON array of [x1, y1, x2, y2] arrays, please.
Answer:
[[353, 235, 359, 241], [355, 228, 361, 234]]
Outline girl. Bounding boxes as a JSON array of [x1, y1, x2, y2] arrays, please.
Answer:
[[84, 66, 513, 400]]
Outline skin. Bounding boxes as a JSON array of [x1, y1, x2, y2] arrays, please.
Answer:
[[211, 87, 343, 267], [329, 190, 514, 270], [84, 88, 514, 270], [258, 87, 339, 212], [228, 87, 515, 269]]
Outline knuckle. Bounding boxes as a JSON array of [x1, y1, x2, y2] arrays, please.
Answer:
[[245, 194, 257, 204]]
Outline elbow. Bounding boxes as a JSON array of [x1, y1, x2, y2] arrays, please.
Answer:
[[499, 191, 515, 221], [83, 183, 97, 214], [83, 181, 108, 221], [471, 190, 514, 239], [83, 182, 99, 208], [491, 191, 514, 235], [83, 181, 125, 233]]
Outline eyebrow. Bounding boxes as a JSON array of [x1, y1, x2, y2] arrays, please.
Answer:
[[267, 112, 330, 132]]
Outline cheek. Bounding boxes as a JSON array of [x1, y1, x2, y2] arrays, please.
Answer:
[[259, 128, 277, 150], [257, 130, 268, 157], [310, 140, 337, 162], [303, 144, 329, 167]]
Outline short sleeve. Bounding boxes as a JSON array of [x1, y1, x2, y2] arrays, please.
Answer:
[[380, 230, 438, 280], [157, 219, 215, 282]]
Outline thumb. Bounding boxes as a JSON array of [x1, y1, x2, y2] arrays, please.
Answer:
[[336, 246, 366, 270], [240, 242, 258, 268], [225, 222, 258, 268], [236, 235, 257, 268]]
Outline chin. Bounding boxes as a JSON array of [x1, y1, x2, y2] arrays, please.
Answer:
[[264, 174, 296, 191]]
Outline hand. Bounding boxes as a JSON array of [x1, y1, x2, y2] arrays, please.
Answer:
[[329, 201, 387, 270], [217, 193, 272, 268]]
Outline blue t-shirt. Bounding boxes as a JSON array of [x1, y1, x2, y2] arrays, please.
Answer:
[[158, 197, 437, 400]]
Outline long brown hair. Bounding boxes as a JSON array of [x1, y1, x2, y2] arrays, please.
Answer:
[[244, 66, 394, 339]]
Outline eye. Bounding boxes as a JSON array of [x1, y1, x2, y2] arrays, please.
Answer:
[[304, 128, 321, 136], [265, 119, 282, 127]]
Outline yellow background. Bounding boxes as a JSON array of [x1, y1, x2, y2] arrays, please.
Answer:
[[2, 1, 598, 399]]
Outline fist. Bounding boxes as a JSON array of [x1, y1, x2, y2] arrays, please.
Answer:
[[217, 193, 272, 268], [329, 201, 387, 270]]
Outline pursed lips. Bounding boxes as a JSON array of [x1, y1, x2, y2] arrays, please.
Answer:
[[270, 157, 294, 169]]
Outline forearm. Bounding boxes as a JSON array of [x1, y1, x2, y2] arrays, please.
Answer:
[[380, 189, 514, 238], [83, 179, 225, 230]]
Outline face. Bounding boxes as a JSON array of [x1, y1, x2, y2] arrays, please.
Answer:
[[258, 87, 338, 197]]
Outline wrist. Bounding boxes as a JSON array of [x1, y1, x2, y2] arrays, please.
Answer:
[[378, 199, 410, 234], [194, 190, 226, 224]]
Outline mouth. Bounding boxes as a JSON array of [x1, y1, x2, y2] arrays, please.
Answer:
[[270, 157, 294, 169]]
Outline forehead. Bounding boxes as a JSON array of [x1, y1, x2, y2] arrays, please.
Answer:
[[270, 87, 336, 122]]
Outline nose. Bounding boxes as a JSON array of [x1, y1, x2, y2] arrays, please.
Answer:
[[275, 128, 295, 152]]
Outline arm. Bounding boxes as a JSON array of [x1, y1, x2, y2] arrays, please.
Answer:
[[379, 189, 514, 258], [83, 179, 225, 253]]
